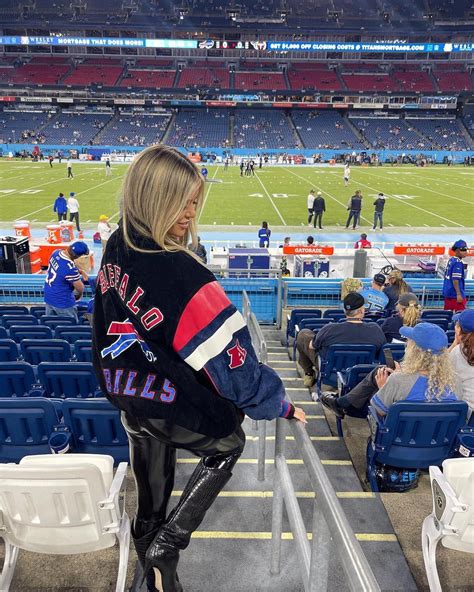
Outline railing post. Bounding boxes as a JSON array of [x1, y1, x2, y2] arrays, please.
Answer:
[[308, 501, 331, 592], [270, 418, 285, 575], [257, 420, 266, 482], [276, 274, 283, 329]]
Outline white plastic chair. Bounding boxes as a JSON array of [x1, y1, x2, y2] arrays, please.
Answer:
[[422, 457, 474, 592], [0, 454, 130, 592]]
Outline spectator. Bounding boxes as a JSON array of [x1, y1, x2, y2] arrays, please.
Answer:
[[296, 292, 386, 388], [449, 309, 474, 418], [67, 192, 81, 232], [443, 240, 469, 312], [354, 233, 372, 249], [53, 192, 67, 222], [321, 322, 457, 419], [381, 293, 421, 342], [258, 221, 271, 248], [43, 241, 89, 322], [360, 273, 389, 313], [383, 270, 413, 314], [307, 236, 314, 246], [341, 277, 363, 300], [97, 215, 112, 253], [188, 235, 207, 263]]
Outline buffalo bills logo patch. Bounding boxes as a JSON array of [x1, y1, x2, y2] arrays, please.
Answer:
[[226, 339, 247, 369], [101, 319, 156, 362]]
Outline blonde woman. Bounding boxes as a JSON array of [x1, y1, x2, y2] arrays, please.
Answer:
[[92, 145, 305, 592], [380, 292, 421, 342], [383, 269, 413, 313], [321, 322, 457, 419]]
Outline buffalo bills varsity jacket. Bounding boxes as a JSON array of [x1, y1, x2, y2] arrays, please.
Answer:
[[92, 225, 294, 439]]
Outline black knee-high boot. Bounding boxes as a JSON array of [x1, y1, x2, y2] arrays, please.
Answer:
[[143, 451, 241, 592], [132, 517, 163, 591]]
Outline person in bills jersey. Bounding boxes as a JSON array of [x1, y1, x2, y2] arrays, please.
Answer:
[[92, 145, 306, 592], [443, 240, 469, 311]]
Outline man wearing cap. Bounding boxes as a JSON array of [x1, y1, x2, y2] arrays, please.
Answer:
[[67, 192, 80, 232], [307, 189, 315, 226], [372, 193, 385, 230], [296, 292, 386, 388], [360, 274, 389, 313], [321, 322, 457, 419], [443, 240, 469, 311], [44, 241, 89, 322], [449, 309, 474, 418], [97, 215, 112, 253], [312, 191, 326, 229]]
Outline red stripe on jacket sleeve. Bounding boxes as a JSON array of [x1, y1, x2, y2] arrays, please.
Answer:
[[172, 281, 232, 351]]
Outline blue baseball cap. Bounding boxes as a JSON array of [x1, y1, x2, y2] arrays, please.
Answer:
[[70, 241, 89, 257], [452, 240, 468, 250], [399, 322, 448, 354], [69, 192, 75, 197], [453, 309, 474, 333]]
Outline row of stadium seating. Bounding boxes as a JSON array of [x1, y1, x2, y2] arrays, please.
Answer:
[[3, 107, 472, 149], [0, 59, 472, 92], [0, 338, 92, 363]]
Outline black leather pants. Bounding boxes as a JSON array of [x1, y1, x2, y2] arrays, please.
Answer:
[[122, 412, 246, 526]]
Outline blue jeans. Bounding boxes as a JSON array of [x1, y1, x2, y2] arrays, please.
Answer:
[[346, 210, 360, 229], [45, 303, 78, 322], [373, 211, 383, 229]]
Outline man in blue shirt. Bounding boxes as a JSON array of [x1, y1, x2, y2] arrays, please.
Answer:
[[443, 239, 469, 311], [53, 192, 67, 222], [201, 166, 208, 180], [360, 274, 389, 313], [44, 241, 89, 321]]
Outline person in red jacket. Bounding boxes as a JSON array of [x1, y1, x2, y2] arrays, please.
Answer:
[[354, 233, 372, 249], [93, 145, 306, 592]]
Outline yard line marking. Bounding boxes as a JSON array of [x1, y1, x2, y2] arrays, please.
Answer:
[[358, 168, 473, 207], [198, 168, 219, 223], [350, 175, 464, 227], [284, 167, 373, 225], [413, 173, 474, 191], [254, 172, 287, 225], [6, 169, 96, 197]]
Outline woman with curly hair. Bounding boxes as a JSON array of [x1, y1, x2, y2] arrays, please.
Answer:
[[449, 309, 474, 418]]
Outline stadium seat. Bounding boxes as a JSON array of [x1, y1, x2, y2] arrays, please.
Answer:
[[29, 305, 47, 318], [20, 339, 72, 364], [446, 330, 455, 345], [37, 362, 100, 398], [366, 401, 468, 492], [423, 318, 450, 331], [422, 458, 474, 592], [379, 343, 406, 364], [286, 308, 322, 346], [0, 361, 41, 397], [74, 340, 93, 362], [9, 325, 53, 343], [0, 339, 19, 362], [322, 310, 346, 321], [421, 310, 453, 321], [0, 327, 7, 339], [40, 316, 78, 329], [1, 315, 38, 329], [62, 399, 129, 463], [54, 326, 93, 344], [0, 398, 61, 462], [0, 306, 28, 317], [335, 363, 379, 436], [317, 344, 377, 398], [0, 454, 130, 592]]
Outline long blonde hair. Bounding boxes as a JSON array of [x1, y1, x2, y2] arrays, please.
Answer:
[[397, 301, 421, 328], [401, 341, 455, 401], [388, 270, 409, 297], [121, 145, 204, 254]]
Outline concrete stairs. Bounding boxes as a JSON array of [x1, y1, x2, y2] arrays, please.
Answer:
[[160, 112, 176, 144], [229, 112, 235, 147], [287, 113, 304, 148], [345, 115, 371, 149]]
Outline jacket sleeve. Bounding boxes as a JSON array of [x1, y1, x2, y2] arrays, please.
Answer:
[[171, 280, 291, 420]]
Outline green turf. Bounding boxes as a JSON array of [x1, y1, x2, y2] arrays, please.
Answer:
[[0, 160, 472, 228]]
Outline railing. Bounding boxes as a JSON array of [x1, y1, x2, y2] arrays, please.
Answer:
[[271, 401, 381, 592], [242, 290, 267, 481]]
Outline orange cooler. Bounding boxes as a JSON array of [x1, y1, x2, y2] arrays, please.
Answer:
[[14, 220, 31, 238], [59, 221, 74, 242], [29, 246, 42, 274], [46, 225, 61, 244]]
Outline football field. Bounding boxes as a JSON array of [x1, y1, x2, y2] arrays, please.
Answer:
[[0, 160, 473, 230]]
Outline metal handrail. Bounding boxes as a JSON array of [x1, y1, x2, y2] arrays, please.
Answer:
[[271, 398, 381, 592]]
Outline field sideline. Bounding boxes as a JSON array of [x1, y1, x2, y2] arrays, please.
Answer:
[[0, 160, 473, 230]]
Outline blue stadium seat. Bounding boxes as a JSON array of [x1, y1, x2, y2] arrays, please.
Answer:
[[10, 325, 53, 343], [40, 316, 78, 329], [37, 362, 100, 398], [30, 305, 47, 318], [62, 398, 129, 464], [421, 310, 453, 321], [366, 401, 468, 492], [74, 340, 93, 362], [0, 339, 19, 362], [0, 305, 28, 317], [335, 363, 379, 436], [322, 309, 345, 321], [54, 326, 93, 344], [423, 318, 450, 331], [20, 339, 72, 364], [0, 398, 61, 462], [286, 308, 322, 346], [379, 343, 406, 364], [0, 327, 7, 339], [446, 330, 455, 345], [2, 315, 39, 329], [0, 361, 41, 397], [317, 344, 377, 397]]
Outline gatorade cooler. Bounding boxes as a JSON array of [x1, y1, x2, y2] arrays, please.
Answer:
[[46, 225, 61, 244], [29, 246, 42, 274], [13, 220, 31, 238], [59, 221, 74, 243]]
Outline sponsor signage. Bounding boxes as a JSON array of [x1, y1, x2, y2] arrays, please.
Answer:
[[283, 245, 334, 255], [114, 98, 145, 105], [393, 245, 445, 255], [0, 96, 16, 102]]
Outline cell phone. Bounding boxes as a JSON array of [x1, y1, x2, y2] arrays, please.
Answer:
[[383, 348, 396, 370]]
